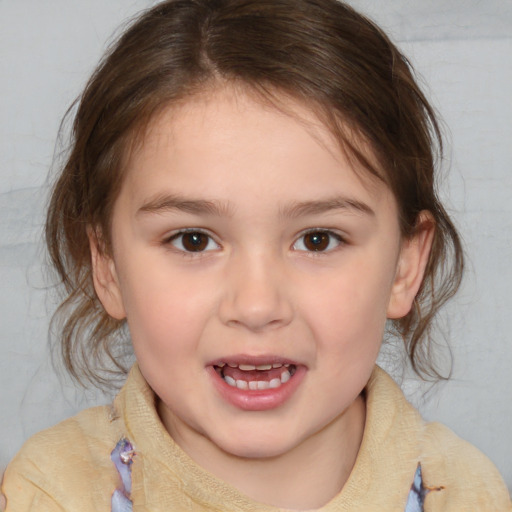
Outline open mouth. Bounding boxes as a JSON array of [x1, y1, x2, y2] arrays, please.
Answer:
[[214, 362, 297, 391]]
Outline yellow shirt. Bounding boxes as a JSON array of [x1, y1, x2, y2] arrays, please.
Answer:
[[3, 365, 511, 511]]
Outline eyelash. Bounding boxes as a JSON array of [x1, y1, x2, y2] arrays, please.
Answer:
[[162, 228, 345, 255]]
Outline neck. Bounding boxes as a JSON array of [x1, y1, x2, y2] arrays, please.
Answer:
[[162, 394, 366, 510]]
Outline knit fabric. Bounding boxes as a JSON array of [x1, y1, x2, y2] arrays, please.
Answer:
[[3, 364, 511, 511]]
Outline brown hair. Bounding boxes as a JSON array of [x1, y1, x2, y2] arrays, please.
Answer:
[[46, 0, 463, 388]]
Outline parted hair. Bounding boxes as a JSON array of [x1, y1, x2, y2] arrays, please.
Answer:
[[46, 0, 463, 388]]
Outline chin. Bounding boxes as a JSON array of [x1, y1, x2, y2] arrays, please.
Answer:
[[224, 443, 291, 460], [211, 428, 302, 460]]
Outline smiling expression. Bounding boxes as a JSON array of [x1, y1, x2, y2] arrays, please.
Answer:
[[91, 88, 429, 468]]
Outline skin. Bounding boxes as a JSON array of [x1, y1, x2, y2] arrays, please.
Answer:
[[91, 88, 433, 510]]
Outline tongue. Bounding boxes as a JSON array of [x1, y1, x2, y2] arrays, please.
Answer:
[[222, 366, 285, 382]]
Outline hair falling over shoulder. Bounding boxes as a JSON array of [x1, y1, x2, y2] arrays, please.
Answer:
[[46, 0, 464, 388]]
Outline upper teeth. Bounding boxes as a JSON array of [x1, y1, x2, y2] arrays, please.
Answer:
[[223, 368, 292, 390], [239, 363, 271, 371], [217, 362, 289, 371], [214, 362, 296, 391]]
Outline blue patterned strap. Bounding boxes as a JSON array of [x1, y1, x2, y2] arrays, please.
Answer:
[[112, 489, 133, 512], [404, 463, 444, 512], [111, 438, 135, 512]]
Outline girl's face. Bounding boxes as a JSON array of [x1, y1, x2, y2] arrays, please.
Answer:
[[93, 88, 430, 466]]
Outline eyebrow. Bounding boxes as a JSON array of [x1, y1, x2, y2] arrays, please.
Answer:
[[137, 193, 374, 219], [137, 194, 233, 217], [280, 197, 375, 218]]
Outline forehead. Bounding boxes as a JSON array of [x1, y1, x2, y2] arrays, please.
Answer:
[[120, 87, 391, 214], [135, 83, 383, 165]]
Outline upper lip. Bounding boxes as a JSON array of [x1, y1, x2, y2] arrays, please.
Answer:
[[207, 354, 301, 368]]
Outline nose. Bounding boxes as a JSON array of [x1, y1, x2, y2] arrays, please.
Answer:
[[218, 250, 293, 332]]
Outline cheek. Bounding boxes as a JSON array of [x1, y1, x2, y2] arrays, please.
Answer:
[[124, 274, 214, 404], [117, 260, 218, 356], [299, 258, 394, 351]]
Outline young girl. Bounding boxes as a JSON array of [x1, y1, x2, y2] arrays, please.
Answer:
[[2, 0, 510, 510]]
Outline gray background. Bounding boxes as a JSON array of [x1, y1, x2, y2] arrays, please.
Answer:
[[1, 0, 511, 490]]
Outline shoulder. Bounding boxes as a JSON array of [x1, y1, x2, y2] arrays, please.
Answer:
[[419, 421, 512, 511], [2, 404, 120, 511], [9, 402, 118, 468], [365, 367, 511, 511]]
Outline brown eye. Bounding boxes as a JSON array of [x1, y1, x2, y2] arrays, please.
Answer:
[[182, 232, 208, 251], [169, 231, 219, 253], [304, 232, 330, 251], [293, 230, 343, 253]]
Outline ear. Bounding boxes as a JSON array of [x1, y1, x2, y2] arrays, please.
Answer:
[[387, 212, 435, 319], [88, 227, 126, 320]]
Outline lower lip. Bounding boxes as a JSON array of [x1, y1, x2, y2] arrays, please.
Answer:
[[208, 365, 306, 411]]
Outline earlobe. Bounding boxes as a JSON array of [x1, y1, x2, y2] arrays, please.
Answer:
[[88, 228, 127, 320], [387, 212, 434, 319]]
